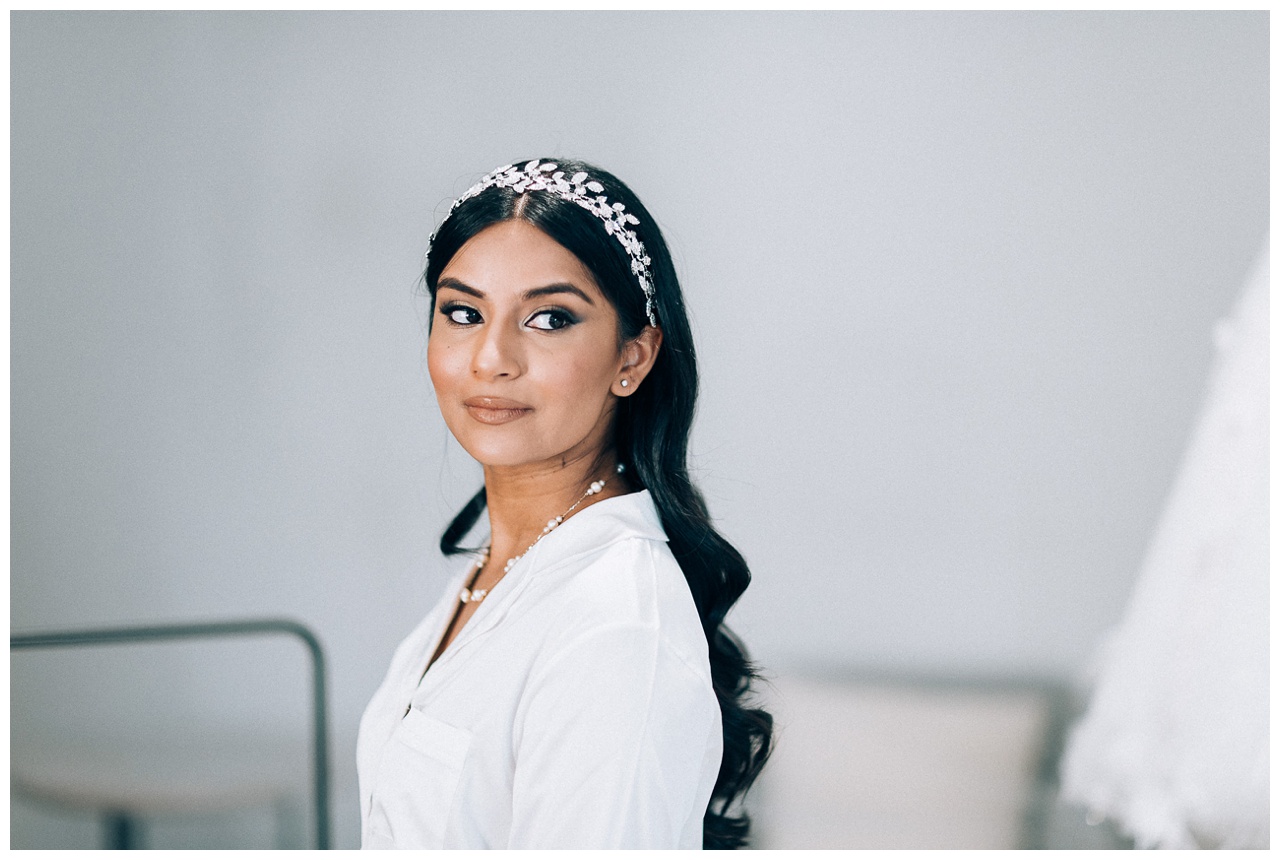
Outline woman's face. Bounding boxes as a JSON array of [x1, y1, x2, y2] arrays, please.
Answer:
[[428, 219, 630, 471]]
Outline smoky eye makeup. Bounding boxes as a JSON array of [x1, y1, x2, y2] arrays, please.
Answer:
[[525, 307, 579, 331], [439, 302, 482, 326]]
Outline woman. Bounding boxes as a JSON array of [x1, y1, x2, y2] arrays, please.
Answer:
[[357, 159, 772, 849]]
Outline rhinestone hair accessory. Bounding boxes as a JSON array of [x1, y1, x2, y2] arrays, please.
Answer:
[[428, 160, 658, 327]]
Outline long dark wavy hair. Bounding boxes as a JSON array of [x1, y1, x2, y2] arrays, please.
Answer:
[[423, 159, 772, 848]]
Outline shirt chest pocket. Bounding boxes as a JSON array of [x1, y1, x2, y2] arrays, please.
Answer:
[[367, 707, 473, 849]]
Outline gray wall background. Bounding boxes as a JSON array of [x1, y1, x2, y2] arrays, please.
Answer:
[[11, 11, 1267, 848]]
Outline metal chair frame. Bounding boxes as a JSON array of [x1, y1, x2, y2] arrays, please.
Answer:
[[11, 618, 331, 850]]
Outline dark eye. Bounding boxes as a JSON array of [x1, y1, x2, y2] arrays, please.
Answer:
[[441, 303, 482, 326], [526, 309, 577, 331]]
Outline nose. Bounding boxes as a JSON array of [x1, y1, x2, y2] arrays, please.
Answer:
[[471, 319, 523, 381]]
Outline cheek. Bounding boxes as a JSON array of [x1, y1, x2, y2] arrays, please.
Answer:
[[426, 335, 461, 395], [530, 346, 617, 412]]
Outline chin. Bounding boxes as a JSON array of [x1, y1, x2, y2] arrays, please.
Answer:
[[462, 447, 541, 469], [448, 427, 545, 470], [443, 406, 609, 471]]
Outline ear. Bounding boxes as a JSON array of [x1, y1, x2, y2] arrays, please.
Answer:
[[611, 326, 663, 396]]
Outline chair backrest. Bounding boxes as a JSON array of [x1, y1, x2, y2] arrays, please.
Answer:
[[749, 671, 1069, 849]]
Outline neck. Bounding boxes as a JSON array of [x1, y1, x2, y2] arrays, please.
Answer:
[[482, 451, 624, 562]]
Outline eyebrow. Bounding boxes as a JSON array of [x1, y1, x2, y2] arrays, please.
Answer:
[[437, 278, 595, 306]]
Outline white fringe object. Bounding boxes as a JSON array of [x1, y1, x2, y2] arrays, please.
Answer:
[[1060, 239, 1270, 849]]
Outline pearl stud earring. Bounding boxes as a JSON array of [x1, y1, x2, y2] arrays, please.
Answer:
[[620, 379, 630, 389]]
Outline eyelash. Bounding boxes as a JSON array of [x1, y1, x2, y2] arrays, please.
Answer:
[[437, 303, 578, 332], [527, 308, 578, 331]]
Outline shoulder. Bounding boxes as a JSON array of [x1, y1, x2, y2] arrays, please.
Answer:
[[512, 535, 719, 750], [521, 492, 710, 683], [558, 534, 681, 618]]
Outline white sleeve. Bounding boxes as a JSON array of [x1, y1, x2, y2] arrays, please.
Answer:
[[507, 620, 719, 848]]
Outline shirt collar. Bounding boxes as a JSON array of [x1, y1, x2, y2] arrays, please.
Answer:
[[522, 488, 668, 572], [433, 490, 669, 653]]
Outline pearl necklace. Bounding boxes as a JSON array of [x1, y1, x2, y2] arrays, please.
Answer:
[[458, 463, 624, 605]]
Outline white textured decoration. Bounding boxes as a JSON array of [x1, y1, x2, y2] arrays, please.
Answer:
[[1060, 238, 1270, 848]]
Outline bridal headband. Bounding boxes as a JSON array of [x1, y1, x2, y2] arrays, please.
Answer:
[[427, 160, 658, 327]]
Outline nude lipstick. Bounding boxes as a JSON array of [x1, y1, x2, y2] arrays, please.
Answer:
[[462, 396, 533, 425]]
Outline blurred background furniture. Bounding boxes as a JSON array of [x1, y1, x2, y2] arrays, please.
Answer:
[[10, 620, 331, 850], [750, 671, 1130, 849]]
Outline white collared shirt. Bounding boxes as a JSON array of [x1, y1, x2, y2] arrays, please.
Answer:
[[356, 490, 723, 849]]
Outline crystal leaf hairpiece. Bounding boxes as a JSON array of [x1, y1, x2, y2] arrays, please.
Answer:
[[427, 160, 658, 327]]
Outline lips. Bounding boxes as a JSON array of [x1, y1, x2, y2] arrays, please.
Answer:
[[462, 396, 533, 425]]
